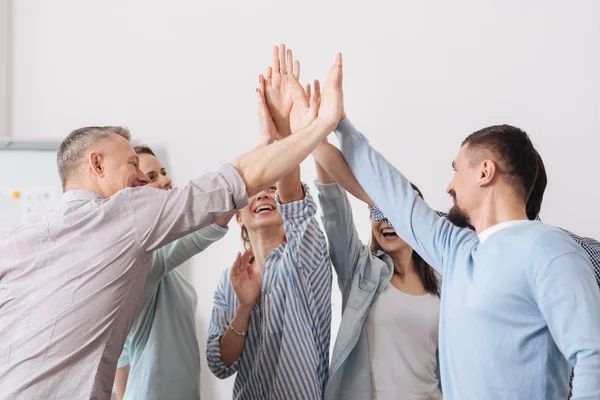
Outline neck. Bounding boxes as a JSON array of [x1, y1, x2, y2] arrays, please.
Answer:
[[470, 189, 528, 233], [64, 179, 107, 198], [388, 246, 417, 276], [248, 226, 286, 265]]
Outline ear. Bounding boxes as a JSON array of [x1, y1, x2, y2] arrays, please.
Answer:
[[478, 159, 497, 186], [235, 211, 244, 226], [88, 152, 104, 177]]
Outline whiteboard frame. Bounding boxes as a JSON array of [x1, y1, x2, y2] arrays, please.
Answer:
[[0, 136, 61, 151]]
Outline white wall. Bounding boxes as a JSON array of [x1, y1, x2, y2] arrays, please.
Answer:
[[0, 0, 10, 136], [9, 1, 600, 399]]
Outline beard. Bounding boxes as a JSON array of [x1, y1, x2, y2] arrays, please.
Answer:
[[447, 191, 475, 230]]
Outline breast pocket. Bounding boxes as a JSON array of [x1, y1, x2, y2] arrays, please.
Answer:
[[264, 286, 286, 334], [347, 273, 377, 311]]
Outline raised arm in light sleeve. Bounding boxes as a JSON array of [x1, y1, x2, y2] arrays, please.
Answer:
[[315, 181, 364, 285], [335, 118, 477, 274], [147, 224, 229, 284], [531, 233, 600, 400], [126, 164, 247, 253]]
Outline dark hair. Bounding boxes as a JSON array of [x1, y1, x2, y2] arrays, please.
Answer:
[[525, 149, 547, 220], [134, 145, 156, 157], [462, 124, 539, 202], [370, 183, 440, 296]]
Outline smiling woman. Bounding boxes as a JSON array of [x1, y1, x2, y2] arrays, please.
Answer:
[[206, 45, 333, 399]]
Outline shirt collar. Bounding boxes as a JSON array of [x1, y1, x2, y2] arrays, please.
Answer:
[[478, 220, 530, 243], [60, 189, 105, 204]]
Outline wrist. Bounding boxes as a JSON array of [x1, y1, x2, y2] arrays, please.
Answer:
[[236, 304, 253, 316], [274, 118, 291, 136], [313, 116, 336, 136]]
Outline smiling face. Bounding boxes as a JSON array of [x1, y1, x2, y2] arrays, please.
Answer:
[[370, 217, 412, 253], [236, 186, 283, 233], [93, 134, 150, 196], [138, 153, 172, 190]]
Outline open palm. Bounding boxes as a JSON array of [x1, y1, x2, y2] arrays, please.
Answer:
[[230, 249, 261, 308], [264, 44, 300, 138]]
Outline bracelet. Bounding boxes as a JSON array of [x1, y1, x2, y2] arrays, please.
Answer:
[[229, 324, 247, 337]]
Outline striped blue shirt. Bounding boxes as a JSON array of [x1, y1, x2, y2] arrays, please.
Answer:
[[207, 184, 332, 400]]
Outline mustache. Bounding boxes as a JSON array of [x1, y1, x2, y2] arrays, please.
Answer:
[[449, 190, 458, 202]]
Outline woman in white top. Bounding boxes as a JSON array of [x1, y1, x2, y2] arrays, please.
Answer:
[[307, 88, 442, 398]]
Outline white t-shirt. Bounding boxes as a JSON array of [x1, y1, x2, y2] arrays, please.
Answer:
[[366, 282, 442, 400]]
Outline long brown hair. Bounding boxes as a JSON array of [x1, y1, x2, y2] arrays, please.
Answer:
[[369, 183, 440, 296]]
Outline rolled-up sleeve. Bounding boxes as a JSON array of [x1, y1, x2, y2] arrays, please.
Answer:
[[206, 270, 241, 379]]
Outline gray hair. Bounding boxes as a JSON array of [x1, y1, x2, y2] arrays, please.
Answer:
[[57, 126, 131, 189]]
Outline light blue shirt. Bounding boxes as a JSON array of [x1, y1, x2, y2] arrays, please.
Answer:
[[207, 184, 332, 400], [315, 181, 441, 400], [336, 118, 600, 400], [118, 224, 228, 400]]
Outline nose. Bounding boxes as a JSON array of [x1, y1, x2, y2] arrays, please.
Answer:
[[137, 169, 150, 186], [256, 191, 269, 201], [160, 176, 172, 190], [446, 182, 452, 195]]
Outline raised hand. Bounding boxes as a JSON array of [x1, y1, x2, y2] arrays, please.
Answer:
[[264, 44, 301, 138], [230, 249, 261, 308], [290, 79, 321, 133], [316, 53, 344, 132], [254, 76, 278, 149]]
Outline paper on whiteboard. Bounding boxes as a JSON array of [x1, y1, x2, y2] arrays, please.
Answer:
[[0, 186, 61, 236]]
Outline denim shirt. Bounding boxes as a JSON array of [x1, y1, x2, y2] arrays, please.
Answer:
[[315, 181, 441, 400]]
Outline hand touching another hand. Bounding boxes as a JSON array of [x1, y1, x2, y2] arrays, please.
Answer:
[[230, 249, 261, 309], [263, 44, 300, 138], [316, 53, 344, 132], [255, 76, 278, 149]]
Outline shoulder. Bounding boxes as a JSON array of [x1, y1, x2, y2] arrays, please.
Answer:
[[526, 222, 589, 266]]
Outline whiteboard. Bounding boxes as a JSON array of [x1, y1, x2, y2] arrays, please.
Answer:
[[0, 148, 62, 236]]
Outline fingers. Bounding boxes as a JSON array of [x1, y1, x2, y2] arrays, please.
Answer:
[[293, 60, 300, 79], [324, 53, 343, 90], [278, 44, 286, 74], [256, 76, 268, 113], [240, 248, 253, 268], [313, 79, 321, 103], [335, 52, 342, 67], [266, 66, 272, 82], [271, 46, 279, 78], [309, 79, 321, 117], [305, 83, 311, 100], [286, 49, 293, 77], [230, 251, 242, 279]]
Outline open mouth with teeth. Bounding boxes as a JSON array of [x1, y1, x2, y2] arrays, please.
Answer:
[[380, 227, 398, 239], [253, 204, 276, 215]]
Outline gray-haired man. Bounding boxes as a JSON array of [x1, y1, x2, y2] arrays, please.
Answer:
[[0, 49, 343, 400]]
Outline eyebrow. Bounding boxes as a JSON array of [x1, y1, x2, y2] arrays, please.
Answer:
[[128, 155, 140, 164]]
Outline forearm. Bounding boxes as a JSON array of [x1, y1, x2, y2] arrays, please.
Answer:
[[335, 118, 473, 274], [312, 141, 374, 205], [276, 167, 304, 204], [315, 159, 335, 184], [219, 305, 252, 367], [232, 118, 331, 197], [114, 365, 130, 400]]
